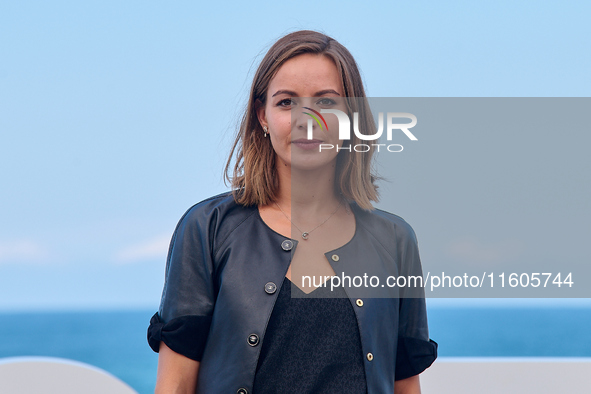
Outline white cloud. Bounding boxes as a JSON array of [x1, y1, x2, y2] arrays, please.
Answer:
[[0, 240, 51, 264], [114, 235, 170, 264]]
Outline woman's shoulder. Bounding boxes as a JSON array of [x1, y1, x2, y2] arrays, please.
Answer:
[[353, 203, 418, 245], [182, 191, 236, 213], [173, 191, 257, 237]]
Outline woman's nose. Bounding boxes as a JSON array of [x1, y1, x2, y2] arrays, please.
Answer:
[[292, 107, 320, 135]]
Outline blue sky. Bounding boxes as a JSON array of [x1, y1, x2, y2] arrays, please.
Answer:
[[1, 0, 589, 310]]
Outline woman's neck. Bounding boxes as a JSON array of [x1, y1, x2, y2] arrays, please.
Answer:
[[274, 163, 341, 216]]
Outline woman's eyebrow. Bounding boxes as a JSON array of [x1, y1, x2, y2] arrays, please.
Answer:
[[314, 89, 341, 96], [271, 89, 342, 97], [272, 89, 298, 97]]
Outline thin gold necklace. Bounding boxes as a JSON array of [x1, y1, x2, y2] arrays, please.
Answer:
[[274, 199, 343, 240]]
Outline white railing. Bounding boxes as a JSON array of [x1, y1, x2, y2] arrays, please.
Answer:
[[421, 357, 591, 393]]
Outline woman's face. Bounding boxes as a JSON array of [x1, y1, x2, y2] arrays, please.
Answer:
[[257, 53, 347, 172]]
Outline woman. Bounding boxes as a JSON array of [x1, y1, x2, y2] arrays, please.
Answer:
[[147, 30, 437, 394]]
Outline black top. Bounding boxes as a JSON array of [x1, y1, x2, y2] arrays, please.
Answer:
[[252, 276, 367, 393], [147, 193, 438, 392]]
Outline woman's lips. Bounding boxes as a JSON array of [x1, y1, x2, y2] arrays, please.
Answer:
[[291, 139, 324, 150]]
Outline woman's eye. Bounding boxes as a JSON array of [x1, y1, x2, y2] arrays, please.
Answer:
[[317, 98, 337, 106], [277, 98, 295, 107]]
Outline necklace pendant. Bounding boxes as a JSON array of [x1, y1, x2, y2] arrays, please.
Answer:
[[301, 232, 309, 240]]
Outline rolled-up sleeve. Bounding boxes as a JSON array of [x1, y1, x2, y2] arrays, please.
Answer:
[[147, 204, 217, 362], [394, 220, 438, 380]]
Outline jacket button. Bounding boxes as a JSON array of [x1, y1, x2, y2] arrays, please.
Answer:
[[247, 334, 260, 346], [331, 254, 339, 262], [265, 282, 277, 294], [356, 299, 364, 307], [366, 352, 374, 361], [237, 388, 248, 394], [281, 239, 293, 251]]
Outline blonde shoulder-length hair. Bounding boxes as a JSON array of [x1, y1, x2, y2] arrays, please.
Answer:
[[225, 30, 379, 210]]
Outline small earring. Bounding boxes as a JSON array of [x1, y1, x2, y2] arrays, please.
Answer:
[[263, 126, 268, 137]]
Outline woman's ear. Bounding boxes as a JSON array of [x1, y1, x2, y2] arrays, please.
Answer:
[[255, 99, 267, 130]]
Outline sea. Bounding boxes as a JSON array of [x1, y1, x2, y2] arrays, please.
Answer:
[[1, 306, 590, 394]]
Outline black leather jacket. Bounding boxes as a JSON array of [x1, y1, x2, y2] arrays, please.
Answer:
[[148, 192, 437, 393]]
